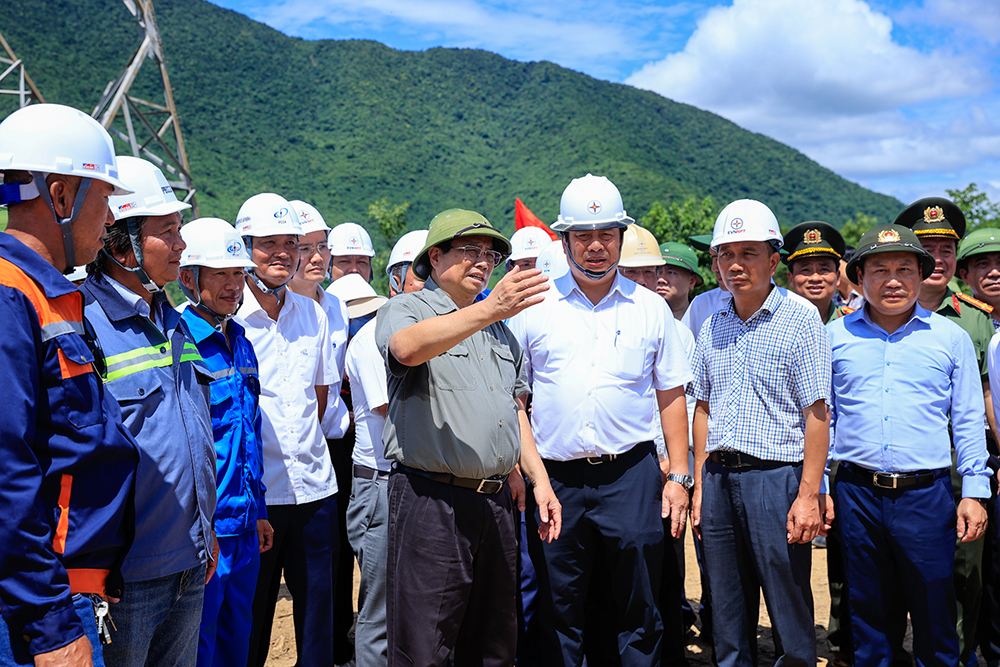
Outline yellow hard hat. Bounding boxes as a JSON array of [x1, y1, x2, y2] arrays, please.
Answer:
[[618, 224, 665, 268]]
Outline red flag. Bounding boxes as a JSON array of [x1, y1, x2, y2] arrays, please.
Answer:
[[515, 197, 558, 240]]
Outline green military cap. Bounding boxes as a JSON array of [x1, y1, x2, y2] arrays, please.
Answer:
[[688, 234, 712, 252], [782, 221, 845, 266], [846, 223, 934, 283], [957, 227, 1000, 267], [412, 208, 512, 280], [659, 242, 704, 286], [893, 197, 966, 240]]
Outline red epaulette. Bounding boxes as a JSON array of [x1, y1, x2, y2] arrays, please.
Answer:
[[954, 292, 993, 314], [841, 306, 856, 315]]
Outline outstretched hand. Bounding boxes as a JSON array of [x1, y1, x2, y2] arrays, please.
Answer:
[[483, 265, 549, 321]]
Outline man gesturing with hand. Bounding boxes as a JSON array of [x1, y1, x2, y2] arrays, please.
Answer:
[[375, 209, 559, 667]]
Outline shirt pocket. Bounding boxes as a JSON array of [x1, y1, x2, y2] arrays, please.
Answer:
[[210, 377, 237, 428], [298, 347, 319, 385], [108, 367, 164, 405], [610, 334, 648, 382], [50, 333, 107, 429], [491, 345, 517, 394], [433, 344, 478, 392]]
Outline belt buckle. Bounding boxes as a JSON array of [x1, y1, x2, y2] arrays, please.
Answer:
[[872, 472, 898, 490], [586, 454, 616, 465], [476, 478, 503, 494]]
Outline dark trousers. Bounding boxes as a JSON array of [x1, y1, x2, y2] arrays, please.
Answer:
[[661, 524, 691, 667], [328, 435, 357, 663], [700, 460, 814, 667], [525, 442, 664, 667], [835, 466, 958, 667], [979, 485, 1000, 667], [825, 461, 852, 661], [247, 495, 340, 667], [386, 470, 518, 667]]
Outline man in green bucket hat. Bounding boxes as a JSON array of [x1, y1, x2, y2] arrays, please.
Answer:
[[657, 241, 703, 321], [374, 208, 560, 666]]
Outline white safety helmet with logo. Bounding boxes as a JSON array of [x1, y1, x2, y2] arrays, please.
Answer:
[[329, 222, 375, 257], [236, 192, 302, 296], [551, 173, 633, 280], [102, 156, 191, 294], [0, 103, 133, 272], [535, 238, 569, 281], [709, 199, 783, 250], [386, 229, 429, 293], [289, 200, 329, 236], [508, 227, 553, 264], [179, 217, 256, 328]]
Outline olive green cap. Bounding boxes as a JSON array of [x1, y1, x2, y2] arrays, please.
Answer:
[[688, 234, 712, 252], [412, 208, 511, 280], [659, 242, 704, 286], [782, 221, 845, 266], [957, 227, 1000, 266], [846, 223, 934, 283], [894, 196, 966, 240]]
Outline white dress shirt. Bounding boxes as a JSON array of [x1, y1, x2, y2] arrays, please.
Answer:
[[315, 286, 351, 440], [509, 272, 693, 461], [345, 316, 390, 472], [682, 284, 819, 337], [236, 288, 339, 505]]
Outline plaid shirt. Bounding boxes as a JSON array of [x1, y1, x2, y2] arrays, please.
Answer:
[[689, 286, 831, 462]]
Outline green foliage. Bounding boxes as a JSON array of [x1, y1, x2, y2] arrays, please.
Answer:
[[0, 0, 903, 249], [0, 207, 7, 233], [840, 212, 878, 247], [368, 197, 410, 296], [946, 183, 1000, 232], [640, 195, 719, 293]]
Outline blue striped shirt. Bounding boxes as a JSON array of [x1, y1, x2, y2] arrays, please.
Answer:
[[689, 286, 831, 462]]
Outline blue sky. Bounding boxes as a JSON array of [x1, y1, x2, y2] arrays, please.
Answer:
[[209, 0, 1000, 208]]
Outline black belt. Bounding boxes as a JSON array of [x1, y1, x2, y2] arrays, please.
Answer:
[[707, 450, 801, 470], [353, 464, 390, 481], [397, 464, 508, 495], [840, 461, 947, 491], [544, 440, 655, 468]]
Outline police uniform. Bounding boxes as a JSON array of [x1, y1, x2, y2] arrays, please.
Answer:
[[897, 198, 993, 663]]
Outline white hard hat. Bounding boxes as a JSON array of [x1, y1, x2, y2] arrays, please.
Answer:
[[535, 238, 569, 279], [619, 224, 666, 268], [508, 227, 553, 262], [710, 199, 783, 249], [109, 156, 191, 220], [236, 193, 303, 238], [0, 103, 132, 198], [329, 222, 375, 257], [180, 218, 256, 269], [289, 200, 329, 236], [65, 265, 88, 282], [550, 174, 634, 233], [386, 229, 429, 274], [327, 273, 387, 318]]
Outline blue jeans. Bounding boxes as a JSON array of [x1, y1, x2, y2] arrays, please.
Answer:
[[0, 594, 105, 667], [347, 474, 389, 667], [198, 531, 259, 667], [701, 461, 814, 667], [102, 564, 207, 667]]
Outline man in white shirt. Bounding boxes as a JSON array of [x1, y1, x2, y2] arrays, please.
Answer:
[[344, 230, 426, 667], [235, 193, 341, 667], [510, 174, 693, 666]]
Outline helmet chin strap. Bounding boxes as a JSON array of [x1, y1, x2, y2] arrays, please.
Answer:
[[102, 216, 162, 293], [561, 234, 620, 281], [179, 266, 239, 332], [30, 171, 90, 273], [243, 236, 296, 296]]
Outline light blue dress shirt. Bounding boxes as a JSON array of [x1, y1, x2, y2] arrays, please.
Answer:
[[827, 304, 991, 498]]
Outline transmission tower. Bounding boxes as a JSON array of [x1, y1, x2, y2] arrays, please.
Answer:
[[0, 30, 45, 108], [93, 0, 197, 215]]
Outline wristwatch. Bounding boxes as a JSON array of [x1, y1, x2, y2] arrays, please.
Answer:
[[666, 473, 694, 491]]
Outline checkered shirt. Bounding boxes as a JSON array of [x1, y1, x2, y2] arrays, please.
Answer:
[[689, 286, 831, 462]]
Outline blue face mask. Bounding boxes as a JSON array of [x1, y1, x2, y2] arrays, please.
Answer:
[[349, 312, 376, 339]]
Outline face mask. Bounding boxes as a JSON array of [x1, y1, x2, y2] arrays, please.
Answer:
[[349, 312, 376, 339]]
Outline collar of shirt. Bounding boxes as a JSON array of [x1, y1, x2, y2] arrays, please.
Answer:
[[84, 271, 169, 324], [854, 301, 933, 337], [720, 282, 784, 324], [554, 269, 636, 307], [181, 305, 246, 345], [0, 233, 81, 299], [239, 281, 301, 321], [420, 277, 462, 315]]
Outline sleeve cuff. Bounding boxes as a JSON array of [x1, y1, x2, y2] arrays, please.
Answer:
[[961, 475, 992, 500]]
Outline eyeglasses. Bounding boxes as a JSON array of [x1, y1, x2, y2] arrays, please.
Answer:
[[298, 242, 329, 257], [449, 244, 505, 267], [620, 267, 657, 282]]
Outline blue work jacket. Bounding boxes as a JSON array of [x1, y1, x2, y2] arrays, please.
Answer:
[[82, 272, 216, 582], [181, 307, 267, 537], [0, 235, 138, 655]]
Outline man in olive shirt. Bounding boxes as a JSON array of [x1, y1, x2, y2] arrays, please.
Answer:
[[375, 209, 561, 667]]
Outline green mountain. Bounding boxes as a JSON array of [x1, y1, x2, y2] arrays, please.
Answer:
[[0, 0, 902, 241]]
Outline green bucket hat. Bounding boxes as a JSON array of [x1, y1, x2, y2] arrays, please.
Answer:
[[846, 223, 934, 284], [412, 208, 512, 280], [688, 234, 713, 253], [659, 242, 704, 286], [957, 227, 1000, 267]]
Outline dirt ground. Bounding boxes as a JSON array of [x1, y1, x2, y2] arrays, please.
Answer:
[[261, 531, 907, 666]]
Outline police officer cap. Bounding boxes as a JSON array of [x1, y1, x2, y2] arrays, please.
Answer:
[[893, 197, 966, 240], [957, 227, 1000, 268], [846, 224, 935, 283], [782, 221, 846, 267]]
